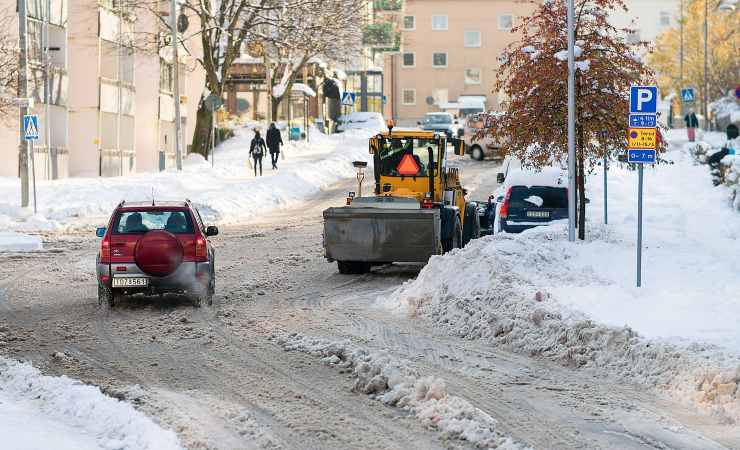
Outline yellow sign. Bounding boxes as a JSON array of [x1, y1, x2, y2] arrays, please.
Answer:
[[627, 128, 656, 149]]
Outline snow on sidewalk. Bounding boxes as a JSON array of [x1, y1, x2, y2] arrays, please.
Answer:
[[381, 137, 740, 422], [0, 357, 182, 450], [0, 127, 375, 232], [0, 231, 42, 252]]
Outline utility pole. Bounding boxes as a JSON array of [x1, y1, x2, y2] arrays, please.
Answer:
[[116, 3, 123, 176], [567, 0, 576, 242], [18, 0, 30, 207], [44, 0, 51, 179], [171, 0, 183, 170]]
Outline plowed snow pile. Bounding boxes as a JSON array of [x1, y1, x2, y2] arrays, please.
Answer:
[[384, 139, 740, 423], [272, 331, 530, 450], [0, 357, 182, 450]]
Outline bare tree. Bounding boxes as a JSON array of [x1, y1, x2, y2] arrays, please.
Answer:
[[263, 0, 366, 121], [0, 9, 18, 119]]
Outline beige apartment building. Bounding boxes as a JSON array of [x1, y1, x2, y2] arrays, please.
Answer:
[[384, 0, 534, 124], [0, 0, 204, 179]]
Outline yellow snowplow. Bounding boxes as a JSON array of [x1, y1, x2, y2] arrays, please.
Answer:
[[323, 127, 480, 274]]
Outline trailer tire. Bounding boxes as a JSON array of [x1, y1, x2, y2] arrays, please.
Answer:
[[338, 261, 371, 275], [471, 145, 484, 161], [442, 217, 462, 253], [462, 203, 481, 246]]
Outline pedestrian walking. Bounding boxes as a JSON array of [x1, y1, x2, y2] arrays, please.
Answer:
[[266, 123, 283, 170], [684, 110, 699, 142], [249, 129, 266, 177]]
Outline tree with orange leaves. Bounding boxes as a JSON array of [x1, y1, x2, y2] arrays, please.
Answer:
[[493, 0, 660, 239]]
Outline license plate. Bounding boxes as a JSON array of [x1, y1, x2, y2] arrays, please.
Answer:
[[526, 210, 550, 218], [112, 277, 149, 288]]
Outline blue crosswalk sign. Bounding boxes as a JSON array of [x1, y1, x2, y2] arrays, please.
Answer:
[[341, 92, 356, 107], [681, 88, 695, 103], [630, 86, 658, 114], [23, 115, 39, 141]]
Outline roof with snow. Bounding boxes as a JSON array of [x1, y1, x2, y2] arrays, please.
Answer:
[[504, 167, 567, 189]]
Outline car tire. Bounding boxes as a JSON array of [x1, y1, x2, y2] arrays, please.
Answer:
[[442, 217, 462, 253], [337, 261, 371, 274], [98, 284, 114, 307], [471, 145, 484, 161]]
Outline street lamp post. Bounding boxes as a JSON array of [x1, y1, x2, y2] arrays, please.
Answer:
[[567, 0, 576, 241]]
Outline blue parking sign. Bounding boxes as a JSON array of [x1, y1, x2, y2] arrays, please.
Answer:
[[629, 114, 657, 128], [630, 86, 658, 114], [627, 149, 656, 164]]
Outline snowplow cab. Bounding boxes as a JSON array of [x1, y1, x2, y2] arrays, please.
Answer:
[[323, 130, 479, 274]]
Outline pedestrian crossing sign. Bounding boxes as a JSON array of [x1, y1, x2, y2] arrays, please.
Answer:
[[23, 115, 39, 141], [341, 92, 356, 107], [681, 88, 695, 103]]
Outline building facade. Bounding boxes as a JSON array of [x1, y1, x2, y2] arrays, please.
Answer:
[[0, 0, 205, 179], [384, 0, 535, 124]]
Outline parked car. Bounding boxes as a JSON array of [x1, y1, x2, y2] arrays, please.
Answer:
[[464, 112, 506, 161], [95, 200, 218, 307], [479, 165, 568, 234], [336, 112, 388, 134], [418, 112, 460, 140]]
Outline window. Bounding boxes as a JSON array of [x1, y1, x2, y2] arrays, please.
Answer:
[[377, 138, 441, 177], [403, 15, 415, 30], [432, 15, 448, 30], [160, 59, 174, 92], [402, 89, 416, 105], [498, 14, 513, 30], [402, 52, 415, 67], [464, 31, 481, 48], [626, 30, 641, 45], [659, 11, 671, 26], [465, 68, 482, 85], [432, 52, 448, 68], [114, 210, 194, 234]]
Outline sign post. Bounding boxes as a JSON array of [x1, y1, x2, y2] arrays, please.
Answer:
[[23, 115, 39, 214], [628, 86, 658, 287], [204, 94, 222, 168]]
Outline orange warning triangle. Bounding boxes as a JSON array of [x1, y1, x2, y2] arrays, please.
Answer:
[[397, 154, 421, 176]]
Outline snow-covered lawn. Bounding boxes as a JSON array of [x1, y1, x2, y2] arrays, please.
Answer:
[[0, 127, 374, 232], [0, 357, 181, 450], [383, 130, 740, 421]]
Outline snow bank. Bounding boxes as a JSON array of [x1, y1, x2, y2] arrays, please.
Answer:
[[0, 357, 182, 450], [0, 128, 374, 232], [271, 331, 528, 449], [382, 142, 740, 422], [0, 231, 42, 252]]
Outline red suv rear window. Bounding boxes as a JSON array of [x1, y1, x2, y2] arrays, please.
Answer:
[[113, 210, 195, 234]]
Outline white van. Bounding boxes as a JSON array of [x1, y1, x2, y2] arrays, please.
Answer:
[[463, 112, 505, 161]]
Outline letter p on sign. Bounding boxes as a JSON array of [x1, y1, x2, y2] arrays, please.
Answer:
[[630, 86, 658, 114]]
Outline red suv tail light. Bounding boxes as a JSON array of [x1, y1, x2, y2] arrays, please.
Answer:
[[499, 187, 513, 219], [195, 236, 207, 261], [100, 236, 111, 262]]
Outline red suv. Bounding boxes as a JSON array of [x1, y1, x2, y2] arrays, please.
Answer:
[[96, 200, 218, 307]]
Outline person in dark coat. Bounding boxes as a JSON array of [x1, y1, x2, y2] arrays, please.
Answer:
[[266, 123, 283, 170], [684, 110, 699, 142], [249, 129, 266, 176]]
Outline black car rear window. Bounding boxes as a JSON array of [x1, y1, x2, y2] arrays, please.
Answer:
[[113, 210, 194, 234], [509, 186, 568, 209]]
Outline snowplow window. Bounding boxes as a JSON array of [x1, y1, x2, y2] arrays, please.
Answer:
[[377, 138, 439, 177]]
